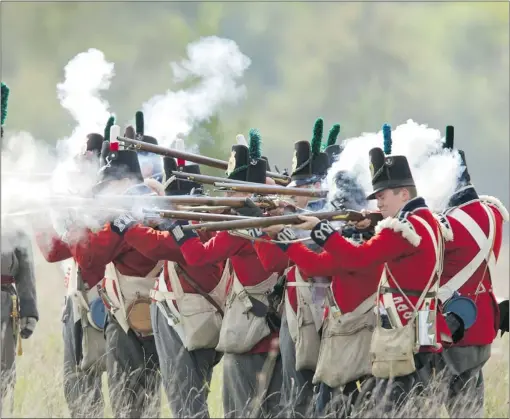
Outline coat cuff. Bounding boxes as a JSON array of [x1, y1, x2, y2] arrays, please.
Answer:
[[245, 228, 268, 239], [274, 228, 297, 251], [169, 222, 198, 246], [310, 220, 336, 247], [110, 213, 138, 236]]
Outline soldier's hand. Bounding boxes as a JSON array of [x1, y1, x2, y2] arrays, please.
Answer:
[[20, 317, 37, 339], [235, 199, 264, 217], [354, 218, 372, 230], [294, 215, 321, 230]]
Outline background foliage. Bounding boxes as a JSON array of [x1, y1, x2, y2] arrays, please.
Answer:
[[2, 2, 508, 210]]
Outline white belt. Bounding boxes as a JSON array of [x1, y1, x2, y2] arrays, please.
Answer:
[[149, 289, 176, 302]]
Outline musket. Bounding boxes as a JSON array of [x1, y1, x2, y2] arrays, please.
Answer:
[[171, 171, 258, 186], [214, 182, 329, 198], [176, 205, 233, 212], [182, 210, 383, 232], [117, 136, 291, 183], [148, 210, 250, 222], [46, 194, 277, 210]]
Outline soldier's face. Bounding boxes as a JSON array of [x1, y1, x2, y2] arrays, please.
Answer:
[[376, 188, 407, 218], [291, 182, 321, 209]]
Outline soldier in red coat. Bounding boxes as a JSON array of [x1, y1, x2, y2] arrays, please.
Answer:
[[47, 128, 164, 418], [165, 131, 289, 418], [249, 119, 333, 417], [115, 156, 226, 418], [35, 124, 109, 418], [262, 147, 452, 414], [249, 121, 371, 418], [434, 128, 509, 417]]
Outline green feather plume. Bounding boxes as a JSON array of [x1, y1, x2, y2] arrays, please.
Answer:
[[1, 82, 10, 126], [327, 123, 340, 147], [104, 116, 115, 141], [311, 118, 323, 156], [135, 111, 144, 136], [248, 128, 262, 161]]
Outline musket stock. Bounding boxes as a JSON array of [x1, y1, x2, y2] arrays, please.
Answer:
[[182, 210, 370, 232], [214, 182, 329, 198], [117, 136, 290, 183]]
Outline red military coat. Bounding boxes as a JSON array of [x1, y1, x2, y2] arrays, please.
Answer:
[[285, 197, 453, 351], [254, 236, 381, 316], [179, 231, 289, 354], [124, 225, 224, 294], [438, 186, 508, 346]]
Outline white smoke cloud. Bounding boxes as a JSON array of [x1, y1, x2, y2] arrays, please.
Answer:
[[141, 36, 251, 148], [1, 49, 115, 254], [56, 48, 115, 156], [326, 119, 463, 213]]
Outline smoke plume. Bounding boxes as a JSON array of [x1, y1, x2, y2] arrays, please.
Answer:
[[1, 49, 115, 253], [326, 119, 463, 213], [56, 48, 115, 155], [141, 36, 251, 148]]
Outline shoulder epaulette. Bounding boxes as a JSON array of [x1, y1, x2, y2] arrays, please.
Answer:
[[375, 213, 421, 247]]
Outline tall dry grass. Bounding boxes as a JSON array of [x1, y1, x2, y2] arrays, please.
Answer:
[[1, 245, 508, 418]]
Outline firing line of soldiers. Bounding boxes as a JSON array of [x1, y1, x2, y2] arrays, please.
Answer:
[[1, 79, 510, 418]]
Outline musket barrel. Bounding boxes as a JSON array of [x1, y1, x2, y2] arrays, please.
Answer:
[[214, 183, 329, 198], [50, 194, 249, 208], [171, 171, 258, 186], [182, 210, 359, 232], [118, 136, 227, 169], [176, 205, 233, 212], [155, 210, 249, 222], [117, 136, 290, 183]]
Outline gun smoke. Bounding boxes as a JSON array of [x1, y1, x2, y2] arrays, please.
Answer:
[[141, 36, 251, 149], [326, 119, 463, 213]]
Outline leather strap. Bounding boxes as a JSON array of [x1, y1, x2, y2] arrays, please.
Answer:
[[380, 286, 436, 298], [174, 264, 225, 317]]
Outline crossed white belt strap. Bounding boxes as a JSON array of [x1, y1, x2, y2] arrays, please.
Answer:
[[438, 204, 495, 302]]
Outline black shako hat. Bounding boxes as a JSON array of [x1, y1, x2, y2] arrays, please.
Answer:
[[366, 147, 415, 200], [163, 157, 203, 196], [442, 125, 471, 185], [135, 110, 158, 146], [324, 123, 341, 168], [97, 124, 144, 185], [289, 118, 330, 187], [226, 128, 266, 184]]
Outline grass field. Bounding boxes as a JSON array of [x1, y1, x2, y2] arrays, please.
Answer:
[[2, 245, 509, 418]]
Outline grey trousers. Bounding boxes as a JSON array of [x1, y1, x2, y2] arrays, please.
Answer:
[[223, 350, 283, 418], [279, 312, 315, 417], [151, 303, 219, 418], [1, 290, 16, 416], [61, 297, 104, 418], [371, 352, 440, 417], [105, 314, 161, 418], [437, 346, 487, 418]]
